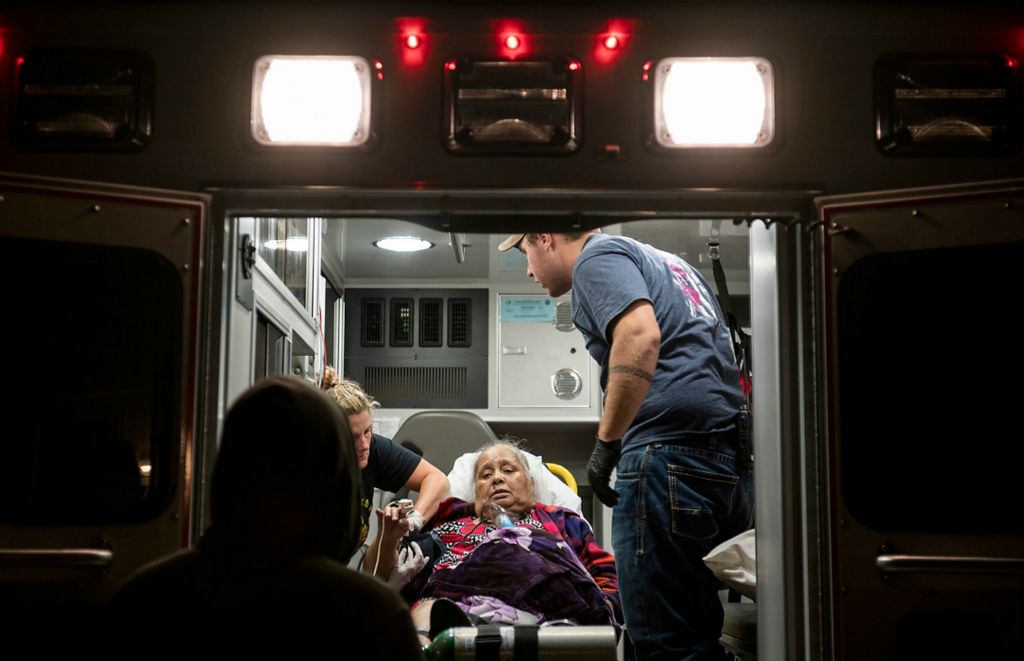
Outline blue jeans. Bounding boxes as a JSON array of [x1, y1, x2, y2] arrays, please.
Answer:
[[613, 439, 754, 661]]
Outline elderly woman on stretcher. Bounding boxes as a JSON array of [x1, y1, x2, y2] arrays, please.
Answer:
[[366, 438, 622, 644]]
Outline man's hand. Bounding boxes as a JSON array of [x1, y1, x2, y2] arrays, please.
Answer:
[[587, 438, 622, 507], [387, 541, 428, 590]]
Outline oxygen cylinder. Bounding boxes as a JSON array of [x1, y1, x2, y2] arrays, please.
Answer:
[[423, 624, 618, 660]]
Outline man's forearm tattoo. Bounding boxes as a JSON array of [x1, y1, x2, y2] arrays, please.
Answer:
[[609, 364, 654, 382]]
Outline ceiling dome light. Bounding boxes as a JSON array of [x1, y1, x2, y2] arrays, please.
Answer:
[[374, 236, 435, 252]]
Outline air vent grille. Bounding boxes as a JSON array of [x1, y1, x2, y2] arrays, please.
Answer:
[[448, 297, 471, 347], [361, 298, 385, 347], [419, 298, 443, 347], [554, 299, 575, 332], [364, 366, 468, 402], [346, 289, 486, 407], [551, 368, 583, 400], [390, 298, 413, 347]]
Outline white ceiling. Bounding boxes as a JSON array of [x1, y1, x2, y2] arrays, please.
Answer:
[[328, 216, 750, 293]]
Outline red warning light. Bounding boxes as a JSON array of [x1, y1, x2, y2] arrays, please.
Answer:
[[496, 20, 529, 59], [397, 17, 428, 67], [568, 60, 581, 72], [642, 60, 652, 82], [445, 60, 457, 72], [1006, 55, 1019, 69], [594, 20, 633, 64]]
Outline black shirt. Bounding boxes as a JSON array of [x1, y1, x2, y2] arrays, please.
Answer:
[[358, 433, 421, 546]]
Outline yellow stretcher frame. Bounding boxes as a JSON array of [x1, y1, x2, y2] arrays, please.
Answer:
[[544, 462, 578, 495]]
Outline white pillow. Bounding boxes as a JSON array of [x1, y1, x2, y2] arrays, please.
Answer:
[[702, 528, 756, 600], [447, 450, 583, 514]]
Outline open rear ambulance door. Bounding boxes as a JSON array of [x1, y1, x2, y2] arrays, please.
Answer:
[[0, 174, 207, 623], [817, 178, 1024, 660]]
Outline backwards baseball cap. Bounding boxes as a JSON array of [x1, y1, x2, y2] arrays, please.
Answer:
[[497, 234, 525, 252], [498, 229, 601, 251]]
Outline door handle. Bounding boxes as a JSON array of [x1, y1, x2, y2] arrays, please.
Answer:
[[0, 547, 113, 570], [875, 553, 1024, 575]]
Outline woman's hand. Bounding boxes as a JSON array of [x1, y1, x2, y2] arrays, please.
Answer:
[[376, 503, 413, 544]]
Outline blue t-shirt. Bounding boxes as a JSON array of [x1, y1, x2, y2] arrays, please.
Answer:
[[571, 234, 744, 450]]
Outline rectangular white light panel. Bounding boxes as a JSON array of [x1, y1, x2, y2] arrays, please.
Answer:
[[251, 55, 371, 146], [654, 57, 775, 148]]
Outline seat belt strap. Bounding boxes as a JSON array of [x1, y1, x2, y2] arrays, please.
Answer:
[[710, 241, 753, 400], [710, 240, 738, 327], [513, 625, 539, 661], [476, 624, 502, 661]]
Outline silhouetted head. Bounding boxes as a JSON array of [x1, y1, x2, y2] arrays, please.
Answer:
[[211, 376, 360, 561]]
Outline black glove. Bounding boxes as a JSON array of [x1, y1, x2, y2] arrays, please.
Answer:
[[587, 437, 622, 507]]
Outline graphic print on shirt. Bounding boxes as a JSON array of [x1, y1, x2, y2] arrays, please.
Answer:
[[664, 254, 719, 323], [359, 496, 371, 545]]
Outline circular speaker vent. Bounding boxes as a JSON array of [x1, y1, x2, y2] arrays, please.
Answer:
[[554, 299, 575, 332], [551, 368, 583, 400]]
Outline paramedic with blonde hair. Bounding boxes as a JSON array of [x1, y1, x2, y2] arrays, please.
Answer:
[[322, 367, 450, 575]]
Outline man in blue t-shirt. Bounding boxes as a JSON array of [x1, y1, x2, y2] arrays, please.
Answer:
[[500, 230, 754, 661]]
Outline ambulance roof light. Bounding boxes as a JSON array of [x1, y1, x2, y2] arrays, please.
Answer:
[[652, 57, 775, 148], [251, 55, 372, 147]]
